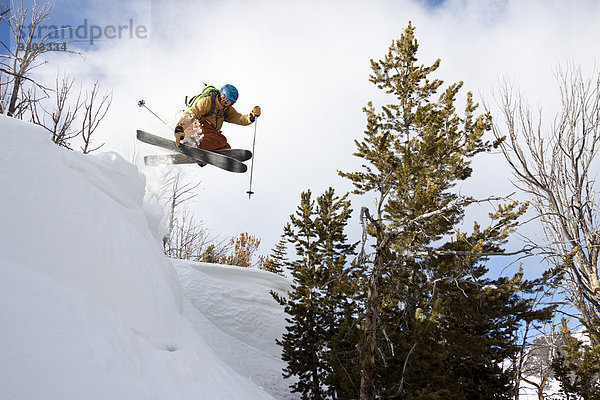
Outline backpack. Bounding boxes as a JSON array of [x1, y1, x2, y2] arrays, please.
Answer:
[[184, 85, 228, 118]]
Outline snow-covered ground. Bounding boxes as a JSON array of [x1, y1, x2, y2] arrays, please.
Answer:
[[0, 115, 294, 400]]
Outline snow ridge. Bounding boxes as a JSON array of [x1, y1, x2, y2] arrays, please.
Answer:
[[0, 115, 291, 400]]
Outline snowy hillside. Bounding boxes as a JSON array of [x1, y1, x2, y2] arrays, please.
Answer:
[[0, 115, 294, 400]]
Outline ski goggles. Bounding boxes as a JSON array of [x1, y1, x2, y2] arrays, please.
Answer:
[[221, 96, 235, 106]]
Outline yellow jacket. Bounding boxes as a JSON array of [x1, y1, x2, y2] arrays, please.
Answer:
[[176, 95, 252, 132]]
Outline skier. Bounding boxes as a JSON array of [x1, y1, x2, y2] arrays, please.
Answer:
[[174, 84, 261, 151]]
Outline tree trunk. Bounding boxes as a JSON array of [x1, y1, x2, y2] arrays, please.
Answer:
[[360, 256, 383, 400], [7, 76, 22, 117]]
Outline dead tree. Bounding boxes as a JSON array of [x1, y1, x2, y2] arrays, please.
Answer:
[[80, 81, 112, 154], [167, 207, 208, 260], [29, 75, 110, 152], [0, 0, 76, 117], [157, 167, 199, 246], [512, 288, 564, 400], [30, 74, 82, 148], [0, 1, 10, 18], [491, 63, 600, 333], [155, 168, 227, 261]]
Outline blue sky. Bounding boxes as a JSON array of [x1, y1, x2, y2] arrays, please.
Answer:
[[4, 0, 600, 279], [6, 0, 150, 51], [0, 26, 7, 54], [423, 0, 447, 8]]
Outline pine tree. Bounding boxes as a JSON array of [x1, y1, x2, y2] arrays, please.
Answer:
[[276, 190, 324, 399], [200, 244, 219, 263], [261, 234, 288, 276], [314, 188, 360, 399], [339, 22, 543, 399], [553, 319, 600, 399], [275, 188, 357, 399]]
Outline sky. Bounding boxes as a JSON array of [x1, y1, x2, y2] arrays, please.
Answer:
[[7, 0, 600, 277]]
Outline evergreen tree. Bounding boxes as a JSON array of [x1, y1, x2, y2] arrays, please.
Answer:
[[275, 188, 357, 399], [276, 190, 325, 400], [314, 188, 361, 399], [200, 244, 219, 263], [553, 319, 600, 399], [261, 234, 288, 276], [339, 22, 545, 399]]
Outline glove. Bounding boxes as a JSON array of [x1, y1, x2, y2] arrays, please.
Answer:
[[174, 125, 184, 147], [249, 106, 261, 122]]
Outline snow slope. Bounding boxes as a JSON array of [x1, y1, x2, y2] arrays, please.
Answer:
[[0, 115, 293, 400], [175, 261, 294, 398]]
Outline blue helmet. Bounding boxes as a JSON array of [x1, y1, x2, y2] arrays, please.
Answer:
[[221, 84, 239, 103]]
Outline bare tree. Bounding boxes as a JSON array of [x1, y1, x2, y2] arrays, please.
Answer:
[[30, 73, 82, 148], [160, 168, 200, 240], [156, 167, 227, 261], [513, 289, 564, 400], [491, 63, 600, 333], [0, 0, 76, 117], [167, 207, 209, 260], [124, 135, 143, 166], [520, 330, 562, 400], [1, 1, 110, 153], [80, 81, 112, 154], [29, 74, 110, 152], [0, 0, 10, 18], [0, 0, 9, 106]]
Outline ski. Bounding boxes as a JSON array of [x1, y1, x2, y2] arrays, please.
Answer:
[[213, 149, 252, 162], [136, 130, 248, 173], [144, 149, 252, 166], [144, 153, 200, 166]]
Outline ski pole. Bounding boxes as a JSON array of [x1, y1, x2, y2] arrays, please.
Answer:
[[138, 100, 168, 126], [246, 118, 258, 199]]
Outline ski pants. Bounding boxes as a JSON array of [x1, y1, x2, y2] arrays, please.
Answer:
[[184, 123, 231, 151]]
